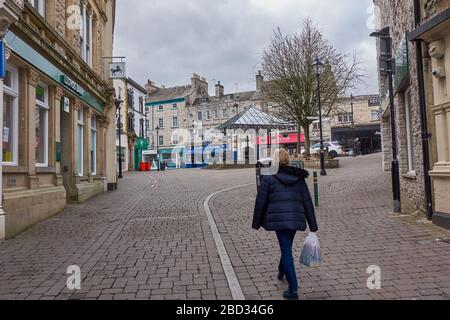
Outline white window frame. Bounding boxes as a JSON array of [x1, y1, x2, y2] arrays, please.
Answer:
[[28, 0, 45, 16], [159, 135, 164, 147], [77, 108, 84, 176], [158, 118, 164, 129], [2, 65, 19, 166], [35, 82, 49, 168], [206, 110, 211, 121], [172, 116, 178, 128], [90, 116, 97, 175], [197, 111, 203, 121], [404, 89, 416, 174], [214, 109, 219, 119], [172, 133, 178, 146], [223, 108, 228, 119], [80, 4, 93, 66]]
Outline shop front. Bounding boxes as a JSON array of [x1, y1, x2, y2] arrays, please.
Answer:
[[2, 31, 112, 238]]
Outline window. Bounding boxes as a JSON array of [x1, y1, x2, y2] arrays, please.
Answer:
[[158, 105, 164, 111], [206, 110, 211, 121], [338, 113, 353, 123], [35, 83, 49, 167], [172, 117, 178, 128], [158, 118, 164, 129], [90, 116, 97, 175], [197, 111, 203, 121], [172, 103, 178, 110], [159, 135, 164, 146], [223, 108, 228, 119], [77, 108, 84, 176], [313, 122, 321, 131], [405, 89, 416, 173], [128, 112, 135, 132], [172, 134, 178, 145], [28, 0, 45, 16], [372, 110, 380, 121], [2, 66, 19, 165], [214, 110, 219, 119], [139, 97, 144, 114], [80, 3, 93, 66]]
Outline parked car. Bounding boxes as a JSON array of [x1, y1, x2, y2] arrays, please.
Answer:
[[302, 142, 344, 159]]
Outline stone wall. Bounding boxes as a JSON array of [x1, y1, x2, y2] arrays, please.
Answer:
[[375, 0, 427, 213]]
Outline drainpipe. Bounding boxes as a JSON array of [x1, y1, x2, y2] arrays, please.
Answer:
[[413, 0, 434, 220]]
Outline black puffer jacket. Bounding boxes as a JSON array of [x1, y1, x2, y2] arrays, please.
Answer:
[[252, 166, 318, 232]]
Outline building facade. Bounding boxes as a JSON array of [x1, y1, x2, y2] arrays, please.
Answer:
[[0, 0, 117, 239], [113, 77, 147, 171], [145, 72, 284, 167], [374, 0, 450, 228], [329, 95, 382, 155]]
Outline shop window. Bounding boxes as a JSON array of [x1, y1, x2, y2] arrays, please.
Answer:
[[80, 3, 93, 66], [90, 116, 97, 175], [35, 83, 49, 167], [2, 66, 19, 166], [404, 89, 416, 173], [28, 0, 45, 16], [77, 108, 84, 176]]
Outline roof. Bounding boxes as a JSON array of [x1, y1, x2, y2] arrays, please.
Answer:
[[193, 90, 264, 105], [216, 107, 295, 131], [126, 78, 147, 94], [146, 85, 193, 104]]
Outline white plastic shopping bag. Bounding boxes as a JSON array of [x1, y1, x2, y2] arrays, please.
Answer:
[[300, 233, 323, 267]]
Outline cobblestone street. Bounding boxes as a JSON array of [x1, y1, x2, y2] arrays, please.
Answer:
[[1, 154, 450, 300]]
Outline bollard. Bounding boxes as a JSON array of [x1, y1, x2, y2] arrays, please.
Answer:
[[313, 172, 319, 207]]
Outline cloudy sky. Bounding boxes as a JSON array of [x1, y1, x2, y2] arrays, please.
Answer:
[[114, 0, 378, 96]]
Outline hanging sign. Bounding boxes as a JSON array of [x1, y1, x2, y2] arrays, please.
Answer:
[[109, 62, 126, 79]]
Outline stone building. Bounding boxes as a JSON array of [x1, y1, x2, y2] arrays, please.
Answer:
[[408, 0, 450, 228], [145, 72, 285, 167], [114, 78, 147, 171], [0, 0, 117, 239], [329, 95, 382, 155], [373, 0, 450, 228]]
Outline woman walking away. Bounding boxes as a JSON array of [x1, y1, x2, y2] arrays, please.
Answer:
[[252, 149, 318, 300]]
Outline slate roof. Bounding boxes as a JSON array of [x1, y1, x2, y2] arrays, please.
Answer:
[[193, 90, 264, 105], [216, 107, 295, 131], [146, 85, 193, 104]]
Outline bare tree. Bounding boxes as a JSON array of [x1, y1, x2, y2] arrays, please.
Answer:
[[261, 19, 363, 156]]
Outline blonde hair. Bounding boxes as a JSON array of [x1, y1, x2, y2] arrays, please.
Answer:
[[273, 149, 290, 167]]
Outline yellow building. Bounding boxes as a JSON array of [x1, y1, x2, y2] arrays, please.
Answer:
[[0, 0, 117, 239]]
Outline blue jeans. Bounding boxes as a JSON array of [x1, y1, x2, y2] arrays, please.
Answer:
[[276, 230, 298, 292]]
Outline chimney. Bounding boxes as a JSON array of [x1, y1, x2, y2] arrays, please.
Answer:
[[145, 79, 159, 94], [191, 73, 209, 98], [256, 70, 264, 91], [215, 81, 224, 97]]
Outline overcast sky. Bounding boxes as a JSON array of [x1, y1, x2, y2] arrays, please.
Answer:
[[114, 0, 378, 96]]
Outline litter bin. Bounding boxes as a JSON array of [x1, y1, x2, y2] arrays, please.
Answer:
[[145, 162, 151, 171], [139, 162, 146, 171]]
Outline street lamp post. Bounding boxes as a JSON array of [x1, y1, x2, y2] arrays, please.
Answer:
[[371, 27, 401, 213], [313, 57, 327, 176], [155, 126, 160, 171], [351, 94, 357, 157], [115, 94, 124, 179]]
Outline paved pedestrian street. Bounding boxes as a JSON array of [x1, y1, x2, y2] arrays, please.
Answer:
[[0, 154, 449, 300]]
